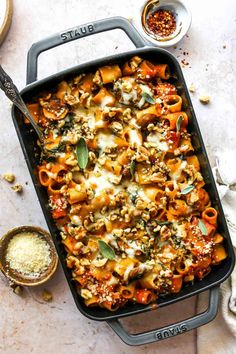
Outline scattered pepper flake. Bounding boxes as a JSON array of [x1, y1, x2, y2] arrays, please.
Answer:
[[181, 59, 189, 66], [199, 95, 210, 104], [3, 173, 15, 183], [146, 9, 176, 38], [11, 183, 23, 193], [42, 289, 53, 302]]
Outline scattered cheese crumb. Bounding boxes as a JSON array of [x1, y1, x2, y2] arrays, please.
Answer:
[[199, 95, 210, 104], [189, 84, 196, 93], [6, 232, 51, 277], [42, 289, 53, 302], [11, 184, 23, 193], [3, 173, 15, 183]]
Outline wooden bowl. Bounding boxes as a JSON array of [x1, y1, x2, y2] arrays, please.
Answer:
[[0, 0, 13, 46], [0, 226, 58, 286]]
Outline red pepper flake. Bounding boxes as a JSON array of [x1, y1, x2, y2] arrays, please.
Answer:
[[181, 58, 189, 66], [146, 9, 177, 38]]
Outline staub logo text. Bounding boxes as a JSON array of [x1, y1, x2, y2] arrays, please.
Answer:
[[156, 324, 188, 340], [61, 24, 94, 41]]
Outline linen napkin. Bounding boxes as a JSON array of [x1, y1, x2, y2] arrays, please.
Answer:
[[197, 149, 236, 353]]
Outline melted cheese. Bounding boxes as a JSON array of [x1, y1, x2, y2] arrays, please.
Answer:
[[123, 264, 134, 282], [173, 222, 187, 239], [100, 96, 114, 108], [97, 132, 116, 151], [147, 132, 169, 151], [70, 215, 81, 226], [128, 129, 142, 145], [85, 170, 114, 195], [170, 161, 187, 181]]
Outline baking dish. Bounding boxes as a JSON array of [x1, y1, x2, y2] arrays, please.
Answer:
[[11, 17, 235, 345]]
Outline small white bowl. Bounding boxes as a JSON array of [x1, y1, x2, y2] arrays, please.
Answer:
[[134, 0, 192, 48]]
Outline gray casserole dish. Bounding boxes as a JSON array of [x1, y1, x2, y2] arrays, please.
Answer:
[[11, 17, 235, 345]]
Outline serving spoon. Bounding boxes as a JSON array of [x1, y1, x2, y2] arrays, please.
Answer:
[[0, 65, 43, 142]]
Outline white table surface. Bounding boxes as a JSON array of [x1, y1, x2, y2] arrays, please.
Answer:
[[0, 0, 235, 353]]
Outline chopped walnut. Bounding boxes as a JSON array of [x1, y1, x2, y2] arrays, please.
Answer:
[[147, 123, 155, 131], [110, 121, 123, 134], [3, 173, 15, 183], [64, 93, 80, 106], [84, 218, 105, 232], [81, 289, 93, 299], [199, 95, 210, 104], [65, 154, 78, 166], [135, 146, 150, 162], [73, 74, 84, 85], [130, 56, 143, 70], [65, 172, 73, 184], [188, 84, 196, 93], [93, 70, 102, 86], [11, 184, 23, 193], [42, 289, 53, 302], [92, 258, 108, 267], [80, 258, 91, 266], [141, 211, 150, 222], [12, 285, 23, 295], [108, 175, 122, 185], [88, 151, 97, 164], [189, 190, 199, 204], [160, 225, 171, 240], [74, 241, 83, 250]]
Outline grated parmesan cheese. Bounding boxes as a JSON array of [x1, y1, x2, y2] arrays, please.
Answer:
[[6, 232, 51, 277]]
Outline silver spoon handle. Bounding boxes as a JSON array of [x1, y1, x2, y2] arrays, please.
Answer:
[[0, 65, 43, 142]]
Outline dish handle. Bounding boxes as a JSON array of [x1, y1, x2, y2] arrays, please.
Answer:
[[107, 286, 219, 346], [26, 16, 147, 84]]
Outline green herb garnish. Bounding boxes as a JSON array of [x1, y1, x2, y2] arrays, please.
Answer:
[[130, 160, 136, 177], [98, 240, 115, 260], [157, 221, 172, 226], [76, 137, 88, 170], [46, 143, 66, 154], [176, 115, 183, 133], [198, 219, 208, 236], [181, 185, 195, 195], [142, 92, 155, 104], [158, 241, 169, 247]]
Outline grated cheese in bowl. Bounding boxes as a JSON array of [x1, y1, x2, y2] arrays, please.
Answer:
[[6, 232, 52, 277]]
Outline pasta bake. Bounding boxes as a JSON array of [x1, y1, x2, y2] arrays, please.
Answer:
[[26, 56, 227, 311]]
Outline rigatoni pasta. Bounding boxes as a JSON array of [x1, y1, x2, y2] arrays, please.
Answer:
[[26, 56, 227, 311]]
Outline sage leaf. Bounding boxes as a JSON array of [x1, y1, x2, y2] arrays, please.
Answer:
[[181, 185, 195, 195], [176, 115, 183, 133], [158, 240, 169, 247], [157, 221, 172, 226], [98, 240, 115, 260], [130, 160, 136, 176], [76, 137, 88, 169], [198, 219, 208, 236], [142, 92, 155, 104]]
